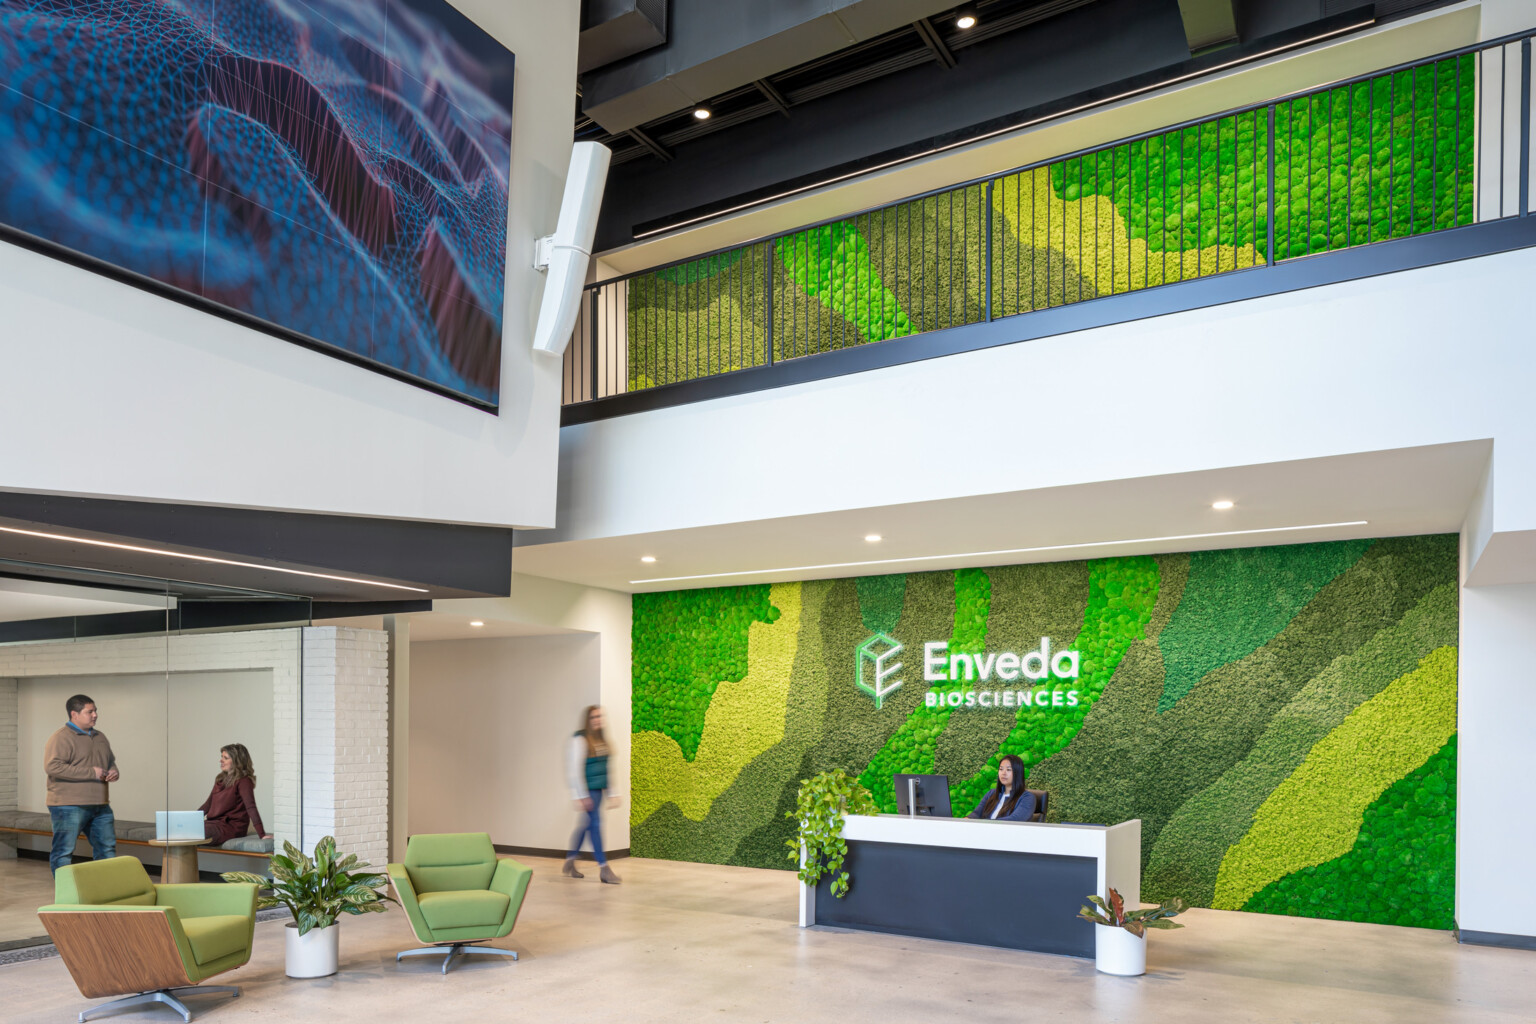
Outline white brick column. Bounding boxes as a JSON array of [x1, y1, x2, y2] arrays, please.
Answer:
[[383, 615, 409, 863], [300, 627, 390, 871], [0, 677, 16, 858]]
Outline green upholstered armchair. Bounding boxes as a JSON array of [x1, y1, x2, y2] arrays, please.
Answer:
[[387, 833, 532, 974], [38, 856, 257, 1023]]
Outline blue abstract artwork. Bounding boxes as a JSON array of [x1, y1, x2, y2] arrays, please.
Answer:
[[0, 0, 514, 406]]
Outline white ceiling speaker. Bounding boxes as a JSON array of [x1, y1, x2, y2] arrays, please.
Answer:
[[532, 141, 612, 357]]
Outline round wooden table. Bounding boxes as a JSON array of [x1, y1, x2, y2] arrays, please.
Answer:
[[149, 838, 210, 884]]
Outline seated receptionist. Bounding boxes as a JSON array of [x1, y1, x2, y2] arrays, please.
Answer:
[[966, 754, 1036, 822]]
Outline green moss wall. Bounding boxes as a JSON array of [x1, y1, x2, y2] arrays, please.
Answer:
[[630, 535, 1460, 930], [619, 55, 1473, 391]]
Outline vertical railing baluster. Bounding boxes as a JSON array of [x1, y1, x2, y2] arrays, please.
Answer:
[[1266, 105, 1276, 265], [764, 240, 774, 366], [1521, 37, 1531, 215], [984, 179, 994, 322], [1428, 60, 1438, 229], [588, 287, 598, 402], [1496, 48, 1506, 220]]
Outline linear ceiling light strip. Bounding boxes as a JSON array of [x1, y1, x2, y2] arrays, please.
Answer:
[[630, 521, 1371, 584], [0, 524, 429, 593]]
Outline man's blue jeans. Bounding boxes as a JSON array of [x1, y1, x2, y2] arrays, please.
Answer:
[[49, 805, 116, 873]]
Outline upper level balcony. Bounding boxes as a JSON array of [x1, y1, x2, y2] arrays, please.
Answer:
[[561, 28, 1536, 424]]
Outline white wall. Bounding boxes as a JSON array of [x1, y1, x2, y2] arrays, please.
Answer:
[[410, 634, 600, 851], [426, 573, 632, 846], [0, 0, 581, 529], [547, 246, 1536, 561], [16, 671, 273, 823], [1456, 579, 1536, 940]]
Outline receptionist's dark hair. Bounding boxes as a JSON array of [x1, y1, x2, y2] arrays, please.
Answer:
[[978, 754, 1029, 819]]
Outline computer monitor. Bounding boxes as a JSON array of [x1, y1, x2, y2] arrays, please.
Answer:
[[893, 774, 952, 817]]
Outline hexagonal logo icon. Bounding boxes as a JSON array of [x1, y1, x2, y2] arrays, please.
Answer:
[[856, 632, 904, 709]]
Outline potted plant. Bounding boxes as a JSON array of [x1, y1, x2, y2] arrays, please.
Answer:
[[784, 768, 878, 897], [223, 835, 394, 978], [1077, 888, 1187, 976]]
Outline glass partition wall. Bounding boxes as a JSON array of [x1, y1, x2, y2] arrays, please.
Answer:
[[0, 561, 306, 951]]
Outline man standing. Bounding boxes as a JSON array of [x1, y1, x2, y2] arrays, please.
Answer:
[[44, 694, 119, 873]]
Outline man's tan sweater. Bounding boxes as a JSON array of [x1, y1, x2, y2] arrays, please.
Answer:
[[44, 725, 116, 806]]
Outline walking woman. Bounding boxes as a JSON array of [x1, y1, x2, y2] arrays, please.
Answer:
[[966, 753, 1037, 822], [198, 743, 270, 845], [565, 705, 621, 883]]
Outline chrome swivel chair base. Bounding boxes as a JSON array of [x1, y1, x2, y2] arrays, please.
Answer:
[[79, 985, 240, 1023], [397, 943, 518, 975]]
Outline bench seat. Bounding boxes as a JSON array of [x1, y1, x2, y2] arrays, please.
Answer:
[[0, 808, 273, 858]]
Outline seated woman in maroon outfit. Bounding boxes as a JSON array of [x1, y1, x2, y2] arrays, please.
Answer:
[[198, 743, 270, 845]]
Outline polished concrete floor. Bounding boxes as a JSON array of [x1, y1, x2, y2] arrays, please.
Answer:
[[0, 856, 55, 948], [4, 854, 1533, 1023]]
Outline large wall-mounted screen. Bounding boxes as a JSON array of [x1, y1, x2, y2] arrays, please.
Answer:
[[0, 0, 514, 408]]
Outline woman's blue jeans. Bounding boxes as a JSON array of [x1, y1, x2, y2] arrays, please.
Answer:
[[569, 789, 606, 866], [49, 804, 116, 873]]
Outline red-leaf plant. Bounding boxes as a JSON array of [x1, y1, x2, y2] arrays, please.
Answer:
[[1077, 887, 1188, 938]]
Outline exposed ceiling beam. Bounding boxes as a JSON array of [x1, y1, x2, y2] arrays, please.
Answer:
[[586, 0, 1101, 164], [912, 17, 957, 68], [580, 0, 962, 133], [1176, 0, 1239, 53], [754, 78, 793, 117], [626, 126, 673, 161]]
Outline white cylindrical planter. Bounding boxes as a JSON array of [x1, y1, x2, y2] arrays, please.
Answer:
[[285, 922, 339, 978], [1094, 925, 1146, 976]]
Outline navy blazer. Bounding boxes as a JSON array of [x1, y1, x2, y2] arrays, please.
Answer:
[[967, 788, 1037, 822]]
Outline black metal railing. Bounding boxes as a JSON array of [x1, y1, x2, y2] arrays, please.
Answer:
[[563, 32, 1534, 408]]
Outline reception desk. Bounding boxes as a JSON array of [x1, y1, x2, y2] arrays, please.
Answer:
[[798, 814, 1141, 958]]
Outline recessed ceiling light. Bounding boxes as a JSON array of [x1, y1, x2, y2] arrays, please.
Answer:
[[693, 107, 711, 120], [865, 534, 882, 543], [641, 555, 657, 563], [956, 13, 977, 29], [469, 620, 484, 627], [1212, 500, 1235, 510]]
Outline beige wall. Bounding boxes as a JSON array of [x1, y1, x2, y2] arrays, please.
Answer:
[[409, 634, 600, 851], [17, 670, 274, 823], [422, 574, 633, 847]]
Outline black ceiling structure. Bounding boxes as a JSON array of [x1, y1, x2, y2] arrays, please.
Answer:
[[0, 491, 512, 615], [577, 0, 1101, 167], [578, 0, 1462, 252]]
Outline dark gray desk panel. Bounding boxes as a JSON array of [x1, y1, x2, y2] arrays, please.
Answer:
[[814, 839, 1097, 957]]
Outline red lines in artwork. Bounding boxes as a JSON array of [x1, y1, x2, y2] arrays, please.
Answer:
[[205, 53, 399, 254], [419, 224, 500, 391]]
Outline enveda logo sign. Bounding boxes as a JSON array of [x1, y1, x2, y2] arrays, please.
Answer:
[[855, 632, 903, 709], [855, 635, 1083, 710]]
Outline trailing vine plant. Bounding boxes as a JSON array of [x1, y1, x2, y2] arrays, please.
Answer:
[[785, 768, 878, 898]]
